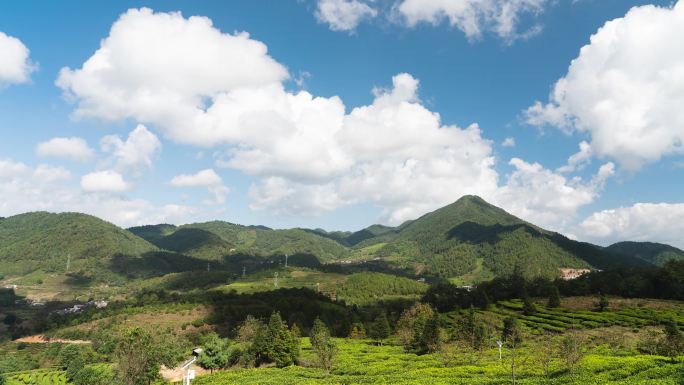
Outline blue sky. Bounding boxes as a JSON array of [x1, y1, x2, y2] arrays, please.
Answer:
[[0, 0, 683, 248]]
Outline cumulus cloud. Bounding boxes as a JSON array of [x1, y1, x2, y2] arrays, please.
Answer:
[[101, 124, 161, 174], [492, 158, 614, 230], [502, 137, 515, 147], [315, 0, 378, 31], [0, 31, 35, 86], [557, 141, 592, 173], [59, 8, 609, 229], [81, 170, 130, 193], [36, 137, 95, 162], [0, 159, 195, 227], [170, 169, 230, 204], [526, 2, 684, 170], [578, 203, 684, 249], [56, 7, 288, 139], [396, 0, 546, 42]]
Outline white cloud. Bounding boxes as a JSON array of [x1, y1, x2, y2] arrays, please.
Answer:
[[526, 2, 684, 170], [0, 159, 198, 227], [36, 137, 95, 162], [170, 169, 230, 204], [80, 170, 130, 193], [578, 203, 684, 249], [492, 158, 614, 230], [0, 31, 35, 86], [502, 137, 515, 147], [557, 140, 592, 173], [33, 165, 71, 182], [101, 124, 161, 173], [59, 8, 609, 229], [315, 0, 378, 31], [396, 0, 546, 42], [56, 7, 288, 137]]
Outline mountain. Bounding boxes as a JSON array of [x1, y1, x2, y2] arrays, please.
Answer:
[[605, 241, 684, 266], [360, 196, 649, 280], [0, 212, 156, 276], [132, 221, 350, 262]]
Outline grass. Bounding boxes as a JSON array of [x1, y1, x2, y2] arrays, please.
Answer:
[[193, 338, 684, 385]]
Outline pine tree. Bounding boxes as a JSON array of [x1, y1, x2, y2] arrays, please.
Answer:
[[197, 332, 230, 373], [310, 318, 338, 374], [597, 293, 609, 312], [369, 313, 390, 345], [522, 293, 537, 316], [265, 312, 300, 367], [548, 285, 561, 308], [418, 315, 441, 354]]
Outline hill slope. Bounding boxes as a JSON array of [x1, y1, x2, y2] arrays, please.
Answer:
[[0, 212, 156, 276], [132, 221, 350, 262], [368, 196, 648, 280], [606, 241, 684, 266]]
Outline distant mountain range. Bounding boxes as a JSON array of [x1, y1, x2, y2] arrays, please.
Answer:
[[1, 196, 680, 283]]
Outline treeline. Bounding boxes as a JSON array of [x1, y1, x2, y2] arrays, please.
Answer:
[[421, 261, 684, 313]]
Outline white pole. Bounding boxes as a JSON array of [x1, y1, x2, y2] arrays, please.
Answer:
[[497, 340, 503, 361]]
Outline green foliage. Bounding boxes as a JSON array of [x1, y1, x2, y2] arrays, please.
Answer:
[[598, 294, 610, 312], [336, 272, 427, 305], [115, 327, 160, 385], [453, 306, 490, 351], [0, 212, 155, 277], [661, 319, 684, 362], [606, 241, 684, 266], [247, 312, 300, 368], [417, 315, 441, 354], [502, 317, 522, 346], [395, 303, 434, 351], [368, 313, 390, 344], [310, 318, 338, 373], [370, 196, 647, 279], [198, 333, 231, 372], [548, 285, 561, 308], [72, 365, 115, 385], [522, 293, 537, 316]]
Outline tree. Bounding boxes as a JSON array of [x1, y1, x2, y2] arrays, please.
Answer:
[[349, 322, 366, 339], [310, 318, 338, 374], [522, 292, 537, 316], [236, 315, 263, 343], [547, 285, 561, 308], [418, 315, 442, 354], [560, 329, 585, 376], [369, 313, 390, 345], [396, 303, 434, 350], [0, 374, 6, 385], [115, 327, 160, 385], [502, 317, 523, 385], [265, 312, 300, 368], [72, 366, 115, 385], [597, 293, 609, 312], [661, 319, 684, 362], [198, 332, 230, 373], [454, 306, 490, 354]]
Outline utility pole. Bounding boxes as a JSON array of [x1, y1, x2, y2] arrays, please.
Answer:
[[284, 254, 288, 268], [274, 272, 279, 288], [66, 254, 71, 272], [242, 266, 246, 278], [497, 340, 503, 361], [207, 262, 210, 273]]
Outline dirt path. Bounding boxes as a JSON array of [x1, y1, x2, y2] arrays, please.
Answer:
[[15, 334, 91, 344]]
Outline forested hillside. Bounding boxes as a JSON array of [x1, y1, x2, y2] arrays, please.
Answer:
[[606, 241, 684, 266], [0, 212, 156, 276]]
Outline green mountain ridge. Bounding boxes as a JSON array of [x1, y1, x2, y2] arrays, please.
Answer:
[[0, 196, 660, 283], [0, 212, 157, 276], [605, 241, 684, 266]]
